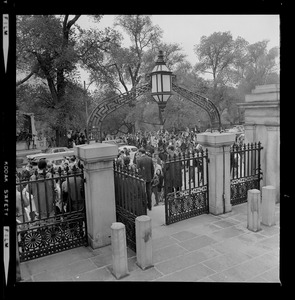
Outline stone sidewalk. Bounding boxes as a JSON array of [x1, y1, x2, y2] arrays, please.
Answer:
[[19, 202, 280, 283]]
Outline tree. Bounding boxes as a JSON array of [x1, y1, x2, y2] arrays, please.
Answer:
[[16, 15, 122, 146], [81, 15, 163, 95], [78, 15, 163, 134], [194, 32, 248, 91], [193, 32, 279, 125], [17, 15, 83, 146], [79, 15, 196, 134], [114, 15, 163, 88], [243, 41, 279, 92], [16, 77, 92, 142], [194, 31, 249, 121], [82, 15, 192, 133], [77, 19, 122, 93]]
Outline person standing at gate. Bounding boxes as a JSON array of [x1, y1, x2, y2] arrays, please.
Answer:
[[151, 168, 164, 206], [136, 148, 154, 210], [163, 145, 182, 193], [62, 165, 84, 212], [25, 159, 57, 219]]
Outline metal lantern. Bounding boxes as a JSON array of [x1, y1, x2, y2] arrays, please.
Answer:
[[150, 50, 173, 112]]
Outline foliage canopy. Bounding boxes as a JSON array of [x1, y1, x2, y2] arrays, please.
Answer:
[[16, 15, 279, 143]]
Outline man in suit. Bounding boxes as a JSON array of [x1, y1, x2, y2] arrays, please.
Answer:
[[163, 145, 182, 193], [62, 165, 84, 212], [136, 148, 154, 210]]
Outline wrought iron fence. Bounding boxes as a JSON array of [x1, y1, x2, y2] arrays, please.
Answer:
[[16, 165, 88, 262], [113, 162, 147, 252], [163, 149, 209, 225], [230, 142, 263, 205]]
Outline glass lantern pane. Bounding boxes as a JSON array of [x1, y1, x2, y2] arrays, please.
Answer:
[[162, 74, 171, 92], [153, 95, 161, 103], [163, 94, 170, 102]]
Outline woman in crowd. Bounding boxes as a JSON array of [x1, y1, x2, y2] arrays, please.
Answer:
[[151, 168, 164, 206]]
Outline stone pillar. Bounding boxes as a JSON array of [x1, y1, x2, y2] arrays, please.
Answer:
[[247, 189, 261, 232], [261, 186, 276, 226], [110, 222, 129, 279], [75, 143, 118, 249], [135, 215, 153, 270], [197, 132, 236, 215], [237, 84, 280, 203]]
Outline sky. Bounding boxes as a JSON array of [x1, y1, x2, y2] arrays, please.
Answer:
[[77, 14, 280, 88]]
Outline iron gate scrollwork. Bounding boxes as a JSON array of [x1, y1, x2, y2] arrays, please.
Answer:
[[113, 162, 147, 252], [230, 142, 263, 205], [163, 149, 209, 225], [16, 166, 88, 262]]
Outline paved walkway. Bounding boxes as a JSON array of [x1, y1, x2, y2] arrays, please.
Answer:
[[19, 202, 280, 283]]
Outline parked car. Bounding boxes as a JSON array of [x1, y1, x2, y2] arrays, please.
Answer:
[[102, 139, 125, 146], [26, 147, 75, 165], [205, 128, 222, 133]]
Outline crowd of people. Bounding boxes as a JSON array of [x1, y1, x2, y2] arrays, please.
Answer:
[[112, 128, 244, 210], [17, 128, 244, 221], [113, 129, 207, 210], [113, 129, 202, 154], [16, 156, 84, 226], [67, 131, 87, 148]]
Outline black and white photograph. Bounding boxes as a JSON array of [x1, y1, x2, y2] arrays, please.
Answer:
[[2, 2, 284, 293]]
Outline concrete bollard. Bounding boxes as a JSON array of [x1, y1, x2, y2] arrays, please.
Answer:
[[110, 222, 129, 279], [261, 186, 276, 226], [247, 189, 261, 232], [135, 215, 153, 270]]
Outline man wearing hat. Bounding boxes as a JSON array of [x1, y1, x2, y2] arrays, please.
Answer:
[[136, 148, 154, 210]]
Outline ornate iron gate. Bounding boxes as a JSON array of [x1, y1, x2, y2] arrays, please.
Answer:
[[113, 162, 147, 252], [163, 149, 209, 225], [230, 142, 263, 205], [16, 166, 88, 262]]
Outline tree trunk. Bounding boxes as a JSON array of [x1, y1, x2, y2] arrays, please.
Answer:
[[55, 128, 67, 147]]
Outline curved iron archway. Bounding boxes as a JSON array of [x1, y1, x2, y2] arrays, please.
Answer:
[[87, 81, 221, 142], [172, 82, 221, 130], [87, 82, 151, 141]]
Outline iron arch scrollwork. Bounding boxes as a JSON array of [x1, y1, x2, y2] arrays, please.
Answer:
[[87, 82, 152, 141], [87, 80, 222, 142], [172, 82, 222, 131]]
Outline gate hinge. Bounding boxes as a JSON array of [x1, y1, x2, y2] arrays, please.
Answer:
[[208, 158, 210, 163]]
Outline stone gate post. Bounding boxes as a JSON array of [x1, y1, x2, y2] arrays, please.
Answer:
[[237, 84, 280, 202], [75, 143, 118, 249], [197, 132, 236, 215]]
